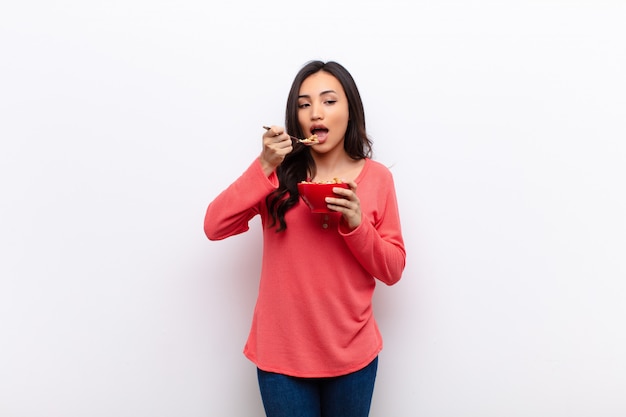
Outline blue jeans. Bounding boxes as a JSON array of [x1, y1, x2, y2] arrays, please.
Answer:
[[257, 357, 378, 417]]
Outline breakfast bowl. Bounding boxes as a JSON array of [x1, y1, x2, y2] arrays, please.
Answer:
[[297, 181, 350, 213]]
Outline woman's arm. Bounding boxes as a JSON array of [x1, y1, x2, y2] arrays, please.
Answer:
[[340, 172, 406, 285], [204, 158, 278, 241]]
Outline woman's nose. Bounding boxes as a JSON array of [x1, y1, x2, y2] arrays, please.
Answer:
[[310, 103, 323, 120]]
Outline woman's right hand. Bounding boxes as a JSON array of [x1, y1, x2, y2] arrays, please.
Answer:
[[259, 125, 293, 176]]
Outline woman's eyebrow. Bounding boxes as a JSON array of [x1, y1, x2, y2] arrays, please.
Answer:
[[298, 90, 337, 99]]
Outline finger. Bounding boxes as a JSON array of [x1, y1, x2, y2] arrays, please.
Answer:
[[332, 186, 350, 196], [325, 196, 350, 208], [331, 187, 355, 202], [264, 135, 289, 150], [263, 125, 284, 139]]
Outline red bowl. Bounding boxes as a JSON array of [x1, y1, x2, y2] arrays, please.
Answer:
[[297, 182, 350, 213]]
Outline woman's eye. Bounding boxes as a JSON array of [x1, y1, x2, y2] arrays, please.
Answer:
[[324, 100, 337, 105], [298, 103, 310, 109]]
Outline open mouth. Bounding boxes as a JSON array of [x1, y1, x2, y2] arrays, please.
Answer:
[[311, 128, 329, 142]]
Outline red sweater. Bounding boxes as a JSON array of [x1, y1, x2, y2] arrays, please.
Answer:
[[204, 158, 406, 377]]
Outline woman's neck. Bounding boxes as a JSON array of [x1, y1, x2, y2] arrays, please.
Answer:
[[310, 151, 365, 183]]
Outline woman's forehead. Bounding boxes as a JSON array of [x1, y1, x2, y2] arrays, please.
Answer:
[[299, 71, 344, 96]]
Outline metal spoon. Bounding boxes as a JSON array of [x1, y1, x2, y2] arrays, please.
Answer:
[[263, 126, 319, 145]]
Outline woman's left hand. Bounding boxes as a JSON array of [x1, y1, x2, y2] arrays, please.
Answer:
[[326, 180, 361, 230]]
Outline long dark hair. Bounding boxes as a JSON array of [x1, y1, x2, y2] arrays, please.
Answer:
[[266, 61, 373, 232]]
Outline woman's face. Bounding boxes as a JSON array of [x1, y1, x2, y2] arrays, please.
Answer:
[[297, 71, 349, 152]]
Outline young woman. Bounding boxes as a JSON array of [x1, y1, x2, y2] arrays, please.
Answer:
[[204, 60, 406, 417]]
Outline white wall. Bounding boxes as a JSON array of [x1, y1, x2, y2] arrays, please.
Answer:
[[1, 1, 625, 416]]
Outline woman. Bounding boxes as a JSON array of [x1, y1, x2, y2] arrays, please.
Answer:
[[204, 60, 406, 417]]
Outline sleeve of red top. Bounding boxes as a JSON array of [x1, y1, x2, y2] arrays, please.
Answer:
[[204, 158, 278, 241], [339, 175, 406, 286]]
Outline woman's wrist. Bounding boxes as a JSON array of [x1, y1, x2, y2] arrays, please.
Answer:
[[258, 155, 276, 177]]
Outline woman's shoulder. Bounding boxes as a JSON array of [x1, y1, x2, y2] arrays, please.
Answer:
[[365, 158, 391, 170], [361, 158, 395, 180]]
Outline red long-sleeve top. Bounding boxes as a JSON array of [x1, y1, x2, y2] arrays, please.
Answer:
[[204, 157, 406, 377]]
